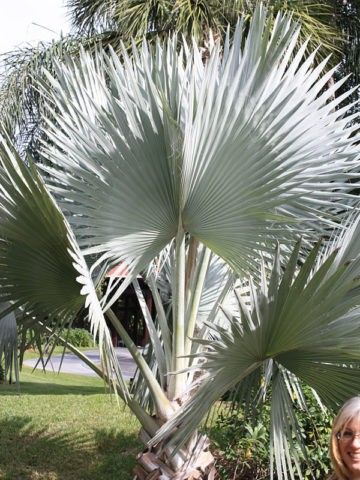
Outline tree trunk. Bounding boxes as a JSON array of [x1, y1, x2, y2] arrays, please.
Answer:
[[133, 431, 216, 480]]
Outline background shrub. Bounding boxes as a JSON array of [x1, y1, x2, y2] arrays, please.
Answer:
[[60, 328, 95, 348], [24, 327, 95, 350], [210, 389, 332, 480], [210, 406, 271, 480]]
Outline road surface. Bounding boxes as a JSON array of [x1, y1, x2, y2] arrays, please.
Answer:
[[24, 347, 137, 379]]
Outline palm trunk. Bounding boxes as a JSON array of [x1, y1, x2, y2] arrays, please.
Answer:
[[132, 236, 217, 479], [133, 432, 216, 480]]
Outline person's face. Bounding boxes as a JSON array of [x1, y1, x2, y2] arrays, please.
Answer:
[[338, 418, 360, 479]]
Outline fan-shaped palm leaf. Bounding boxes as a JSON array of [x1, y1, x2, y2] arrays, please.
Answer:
[[0, 132, 133, 400], [40, 7, 359, 280], [150, 228, 360, 477]]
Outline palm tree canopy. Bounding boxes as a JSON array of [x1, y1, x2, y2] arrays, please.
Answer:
[[39, 7, 359, 278], [66, 0, 340, 50]]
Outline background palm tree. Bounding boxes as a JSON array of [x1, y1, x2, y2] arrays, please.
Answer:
[[332, 0, 360, 103], [1, 6, 360, 478], [66, 0, 339, 45]]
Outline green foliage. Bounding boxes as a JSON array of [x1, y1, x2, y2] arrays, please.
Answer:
[[210, 406, 271, 480], [66, 0, 341, 53], [210, 391, 332, 480], [24, 327, 95, 349], [60, 328, 95, 348], [298, 398, 332, 479]]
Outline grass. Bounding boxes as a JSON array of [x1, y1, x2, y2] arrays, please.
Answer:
[[0, 367, 141, 480], [22, 345, 96, 360]]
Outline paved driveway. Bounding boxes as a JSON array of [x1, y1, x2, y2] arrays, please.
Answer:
[[24, 347, 137, 379]]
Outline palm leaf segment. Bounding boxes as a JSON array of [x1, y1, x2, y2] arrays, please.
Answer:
[[0, 134, 129, 397], [0, 31, 124, 156], [41, 5, 359, 280], [151, 221, 360, 476]]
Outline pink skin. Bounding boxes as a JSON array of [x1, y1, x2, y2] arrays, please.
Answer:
[[339, 418, 360, 480]]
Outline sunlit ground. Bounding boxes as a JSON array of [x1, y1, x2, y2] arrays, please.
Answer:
[[0, 367, 140, 480]]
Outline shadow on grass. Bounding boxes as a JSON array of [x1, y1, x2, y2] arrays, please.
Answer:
[[92, 428, 141, 478], [0, 416, 140, 480], [0, 382, 106, 396]]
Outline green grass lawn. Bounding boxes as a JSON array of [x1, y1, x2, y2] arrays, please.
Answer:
[[22, 345, 96, 360], [0, 367, 141, 480]]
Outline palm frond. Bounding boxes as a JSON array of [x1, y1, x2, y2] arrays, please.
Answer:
[[0, 132, 130, 401], [272, 1, 341, 57], [0, 32, 123, 155], [150, 232, 360, 478], [66, 0, 341, 55], [66, 0, 120, 34], [39, 7, 359, 281]]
